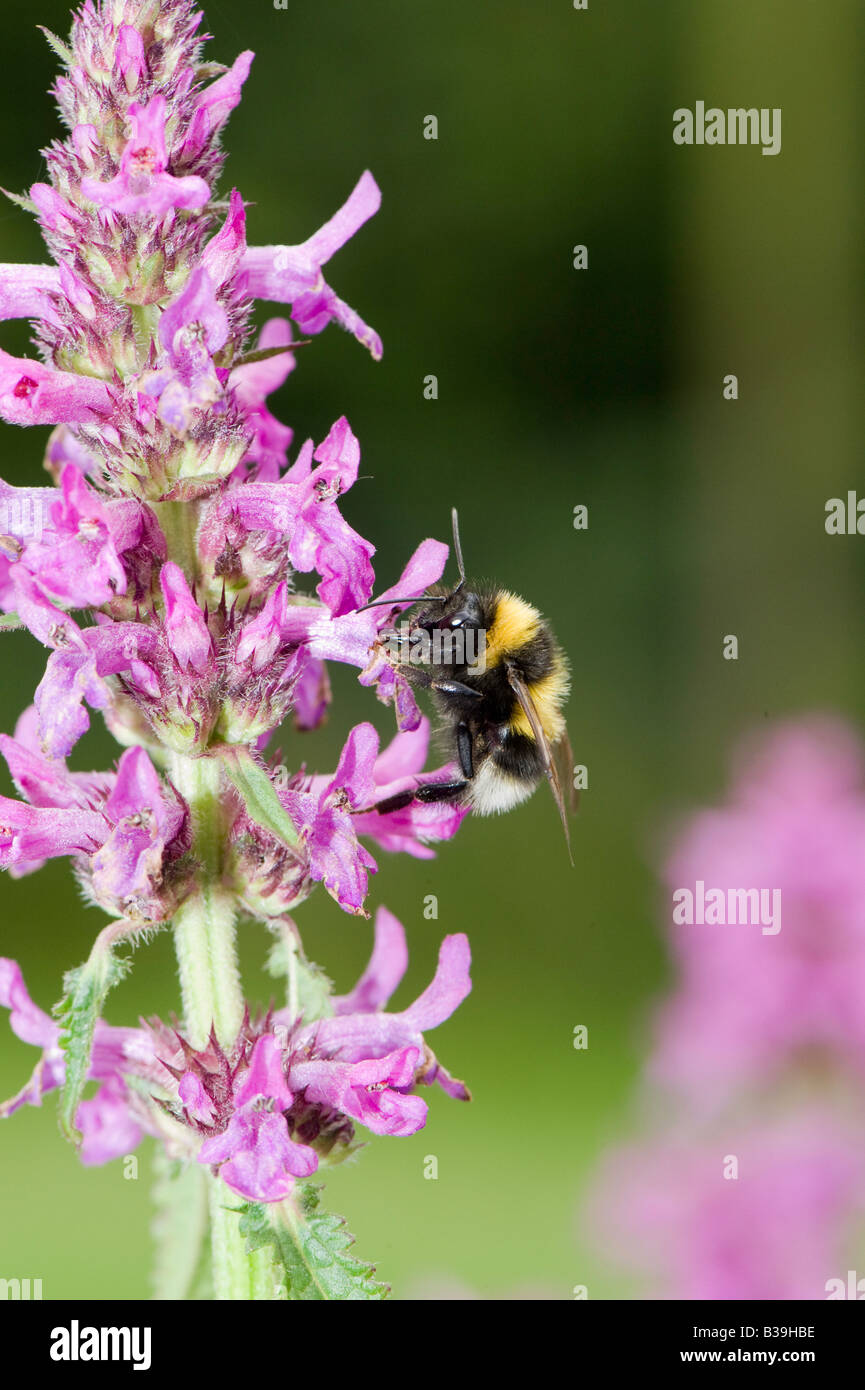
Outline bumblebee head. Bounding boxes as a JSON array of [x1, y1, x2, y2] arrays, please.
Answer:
[[412, 586, 484, 635]]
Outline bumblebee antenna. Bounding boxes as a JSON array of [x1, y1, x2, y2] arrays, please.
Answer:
[[356, 508, 466, 612], [356, 593, 446, 613], [451, 507, 466, 593]]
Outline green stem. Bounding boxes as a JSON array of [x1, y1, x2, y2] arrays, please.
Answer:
[[251, 1244, 284, 1300], [170, 753, 243, 1050], [169, 753, 260, 1299], [151, 499, 200, 581], [207, 1178, 282, 1301], [283, 917, 300, 1022], [207, 1176, 253, 1300]]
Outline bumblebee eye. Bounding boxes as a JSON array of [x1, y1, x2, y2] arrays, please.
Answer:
[[446, 609, 476, 630]]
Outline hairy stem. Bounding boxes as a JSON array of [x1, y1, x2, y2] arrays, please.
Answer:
[[170, 754, 259, 1299], [152, 498, 200, 583], [170, 753, 243, 1050], [207, 1177, 252, 1300], [208, 1177, 282, 1301]]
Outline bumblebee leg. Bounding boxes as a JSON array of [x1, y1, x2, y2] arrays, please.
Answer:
[[366, 779, 469, 816], [432, 679, 483, 700], [391, 663, 482, 701], [456, 722, 474, 779], [370, 789, 417, 814], [389, 662, 435, 690], [413, 780, 469, 803]]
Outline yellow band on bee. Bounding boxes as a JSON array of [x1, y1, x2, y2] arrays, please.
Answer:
[[507, 658, 570, 743], [483, 591, 542, 668]]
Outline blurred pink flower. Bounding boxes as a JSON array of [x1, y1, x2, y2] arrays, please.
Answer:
[[588, 1112, 864, 1301], [653, 717, 865, 1101]]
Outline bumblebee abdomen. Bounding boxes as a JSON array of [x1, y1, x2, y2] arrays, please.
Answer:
[[507, 651, 569, 744], [467, 731, 545, 815], [468, 758, 538, 815]]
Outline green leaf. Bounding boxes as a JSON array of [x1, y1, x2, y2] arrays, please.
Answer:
[[52, 921, 135, 1145], [239, 1186, 389, 1301], [151, 1151, 213, 1301], [231, 342, 310, 369], [1, 188, 37, 214], [37, 26, 73, 64], [217, 745, 302, 850], [266, 930, 335, 1021], [0, 612, 22, 630]]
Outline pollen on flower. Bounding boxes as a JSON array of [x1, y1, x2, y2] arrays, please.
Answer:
[[130, 145, 158, 173]]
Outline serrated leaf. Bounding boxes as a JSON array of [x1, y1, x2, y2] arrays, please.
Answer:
[[239, 1186, 389, 1301], [53, 921, 134, 1145], [1, 188, 37, 213], [218, 745, 302, 851], [0, 612, 22, 630], [38, 26, 73, 64], [151, 1151, 213, 1301]]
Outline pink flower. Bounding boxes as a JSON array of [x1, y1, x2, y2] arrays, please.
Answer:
[[190, 914, 470, 1200], [199, 1106, 318, 1204], [146, 267, 228, 429], [0, 909, 471, 1205], [33, 645, 114, 759], [289, 908, 472, 1106], [0, 0, 474, 1268], [0, 731, 186, 916], [278, 719, 465, 914], [303, 536, 450, 730], [0, 263, 61, 322], [228, 318, 296, 480], [0, 467, 128, 615], [194, 1034, 318, 1203], [179, 51, 254, 163], [160, 563, 213, 674], [0, 349, 112, 426], [0, 957, 149, 1165], [80, 96, 210, 217], [240, 171, 382, 358], [114, 25, 147, 93], [587, 1112, 864, 1300], [141, 191, 250, 430], [207, 417, 375, 616], [653, 717, 865, 1103], [278, 723, 379, 914], [182, 912, 470, 1198], [350, 718, 468, 857]]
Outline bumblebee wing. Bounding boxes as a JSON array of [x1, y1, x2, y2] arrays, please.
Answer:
[[505, 661, 574, 865], [555, 726, 580, 814]]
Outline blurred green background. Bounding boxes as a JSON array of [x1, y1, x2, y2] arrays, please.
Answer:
[[1, 0, 862, 1299]]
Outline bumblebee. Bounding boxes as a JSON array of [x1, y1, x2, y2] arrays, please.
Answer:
[[363, 510, 575, 861]]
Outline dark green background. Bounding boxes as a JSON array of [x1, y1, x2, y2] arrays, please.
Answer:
[[1, 1, 862, 1299]]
